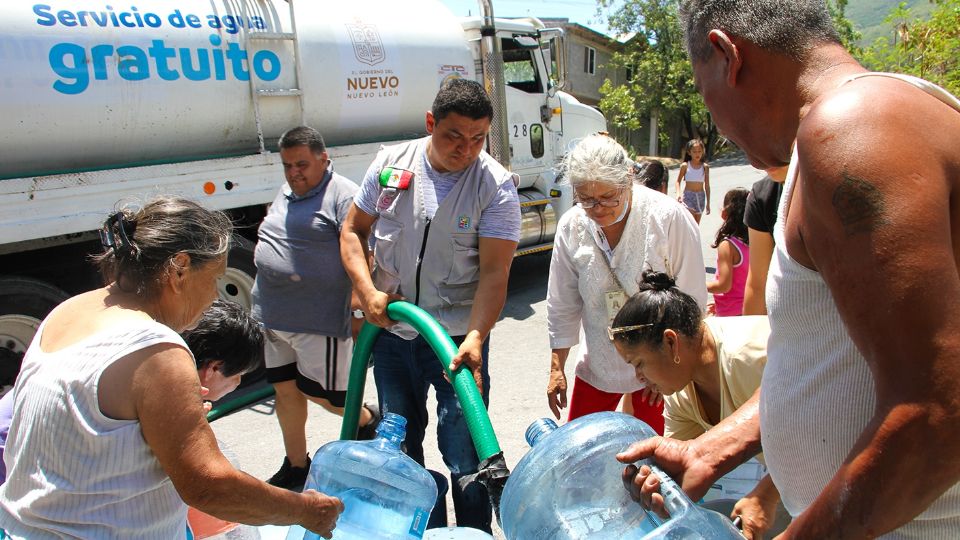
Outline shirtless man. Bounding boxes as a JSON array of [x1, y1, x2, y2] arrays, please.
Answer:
[[619, 1, 960, 538]]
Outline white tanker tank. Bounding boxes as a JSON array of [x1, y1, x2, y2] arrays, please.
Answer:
[[1, 0, 478, 178], [0, 0, 606, 395]]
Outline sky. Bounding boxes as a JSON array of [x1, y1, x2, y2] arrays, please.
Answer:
[[438, 0, 617, 35]]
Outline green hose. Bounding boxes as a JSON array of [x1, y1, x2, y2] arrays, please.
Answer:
[[339, 302, 503, 462], [206, 385, 275, 422], [339, 321, 381, 441]]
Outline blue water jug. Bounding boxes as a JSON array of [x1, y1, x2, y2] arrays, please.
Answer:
[[286, 413, 438, 540], [500, 412, 744, 539]]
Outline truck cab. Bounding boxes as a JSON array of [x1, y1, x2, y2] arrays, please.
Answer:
[[461, 17, 605, 255]]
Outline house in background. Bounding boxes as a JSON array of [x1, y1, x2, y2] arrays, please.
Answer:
[[538, 18, 652, 156]]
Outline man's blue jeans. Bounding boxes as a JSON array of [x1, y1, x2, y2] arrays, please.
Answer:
[[372, 331, 492, 532]]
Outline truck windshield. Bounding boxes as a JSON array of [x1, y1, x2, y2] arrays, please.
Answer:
[[502, 40, 541, 94]]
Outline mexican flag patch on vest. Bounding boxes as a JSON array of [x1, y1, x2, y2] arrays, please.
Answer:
[[379, 167, 414, 189]]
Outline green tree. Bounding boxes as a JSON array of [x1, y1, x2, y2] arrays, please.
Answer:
[[859, 0, 960, 96], [827, 0, 863, 54], [599, 1, 862, 159], [598, 0, 717, 159]]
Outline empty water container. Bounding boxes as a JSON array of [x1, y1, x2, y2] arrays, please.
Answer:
[[286, 413, 438, 540], [499, 412, 744, 539]]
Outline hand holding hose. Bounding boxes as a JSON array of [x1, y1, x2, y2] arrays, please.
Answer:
[[360, 289, 403, 328], [448, 333, 485, 393]]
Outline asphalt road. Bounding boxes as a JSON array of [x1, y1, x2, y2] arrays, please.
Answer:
[[209, 159, 767, 537]]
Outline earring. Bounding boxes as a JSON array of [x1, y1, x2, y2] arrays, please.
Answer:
[[673, 353, 680, 365]]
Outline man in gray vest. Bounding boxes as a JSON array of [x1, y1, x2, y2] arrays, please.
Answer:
[[252, 126, 380, 490], [340, 79, 520, 531]]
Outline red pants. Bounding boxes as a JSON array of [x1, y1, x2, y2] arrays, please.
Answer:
[[568, 376, 665, 435]]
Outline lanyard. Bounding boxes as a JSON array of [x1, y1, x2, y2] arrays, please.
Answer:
[[588, 224, 628, 295]]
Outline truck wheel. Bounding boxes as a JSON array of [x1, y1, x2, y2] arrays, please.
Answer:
[[0, 277, 70, 395], [217, 239, 266, 389], [219, 238, 257, 311]]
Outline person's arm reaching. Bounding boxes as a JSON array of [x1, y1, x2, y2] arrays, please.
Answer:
[[741, 228, 774, 315], [340, 203, 399, 328], [134, 345, 342, 537], [667, 205, 709, 312], [545, 223, 582, 419], [617, 389, 762, 515], [448, 236, 517, 392], [733, 475, 781, 540], [775, 85, 960, 537]]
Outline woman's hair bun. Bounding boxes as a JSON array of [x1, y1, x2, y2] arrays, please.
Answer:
[[640, 270, 676, 292]]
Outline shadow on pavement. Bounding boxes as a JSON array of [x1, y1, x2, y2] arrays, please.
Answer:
[[501, 251, 551, 321]]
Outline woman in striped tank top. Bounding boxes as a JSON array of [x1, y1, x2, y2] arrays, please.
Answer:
[[0, 198, 343, 539]]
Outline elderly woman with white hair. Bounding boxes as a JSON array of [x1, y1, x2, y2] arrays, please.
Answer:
[[545, 134, 708, 432]]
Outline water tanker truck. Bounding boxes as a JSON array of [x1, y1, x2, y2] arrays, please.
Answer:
[[0, 0, 606, 392]]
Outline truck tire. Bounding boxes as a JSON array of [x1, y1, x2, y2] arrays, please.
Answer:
[[218, 238, 266, 390], [219, 238, 257, 312], [0, 277, 70, 394]]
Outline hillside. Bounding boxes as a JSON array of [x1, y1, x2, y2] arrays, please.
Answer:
[[847, 0, 935, 45]]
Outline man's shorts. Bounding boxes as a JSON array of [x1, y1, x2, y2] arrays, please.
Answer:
[[682, 189, 706, 214], [263, 329, 352, 407]]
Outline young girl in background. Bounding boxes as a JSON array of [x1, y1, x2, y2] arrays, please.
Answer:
[[707, 188, 750, 316], [675, 139, 710, 223]]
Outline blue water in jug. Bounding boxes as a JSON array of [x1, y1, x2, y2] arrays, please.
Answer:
[[499, 412, 745, 539], [285, 413, 438, 540]]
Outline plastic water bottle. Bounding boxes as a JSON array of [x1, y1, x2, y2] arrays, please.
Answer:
[[500, 412, 744, 539], [286, 413, 437, 540]]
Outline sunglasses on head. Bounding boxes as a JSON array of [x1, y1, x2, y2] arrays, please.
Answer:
[[607, 323, 654, 341]]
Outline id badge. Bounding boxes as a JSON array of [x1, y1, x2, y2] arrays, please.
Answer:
[[605, 290, 628, 325]]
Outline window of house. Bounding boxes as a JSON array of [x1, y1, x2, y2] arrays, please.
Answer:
[[584, 46, 596, 75]]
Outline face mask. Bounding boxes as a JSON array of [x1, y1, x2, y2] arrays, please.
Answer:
[[607, 193, 630, 226]]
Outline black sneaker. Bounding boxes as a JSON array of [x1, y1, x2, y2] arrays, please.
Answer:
[[267, 455, 310, 491], [357, 402, 382, 441]]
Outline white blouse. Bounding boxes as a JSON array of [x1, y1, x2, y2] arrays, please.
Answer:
[[547, 184, 708, 394]]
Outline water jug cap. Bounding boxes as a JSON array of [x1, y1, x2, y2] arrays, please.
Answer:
[[376, 412, 408, 444], [524, 418, 558, 447]]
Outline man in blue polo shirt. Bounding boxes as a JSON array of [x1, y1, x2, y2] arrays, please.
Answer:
[[252, 126, 379, 490]]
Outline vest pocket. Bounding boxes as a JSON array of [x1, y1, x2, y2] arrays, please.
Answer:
[[438, 283, 477, 306], [446, 233, 480, 285], [373, 218, 403, 288]]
